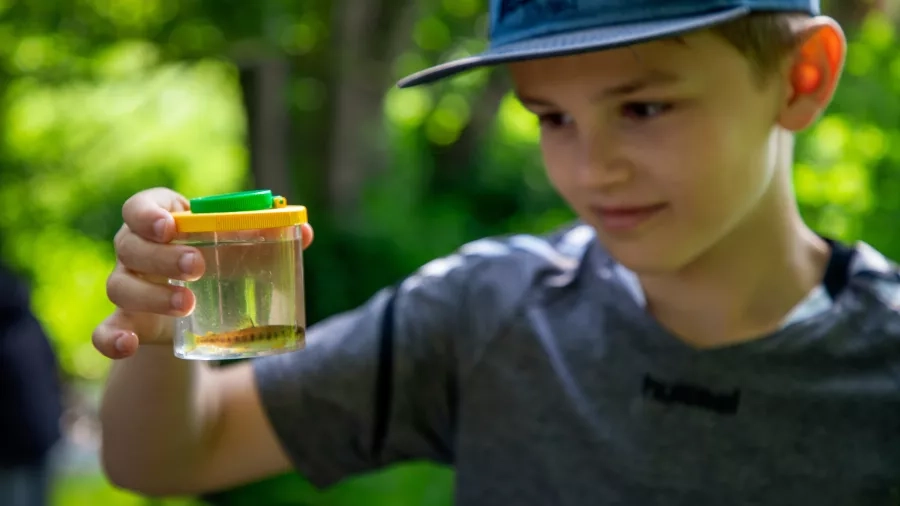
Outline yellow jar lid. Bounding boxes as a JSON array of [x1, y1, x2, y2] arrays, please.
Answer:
[[171, 190, 308, 233]]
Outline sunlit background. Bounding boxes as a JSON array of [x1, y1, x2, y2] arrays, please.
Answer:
[[0, 0, 898, 505]]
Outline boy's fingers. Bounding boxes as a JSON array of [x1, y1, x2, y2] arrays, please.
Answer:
[[106, 264, 196, 317], [122, 188, 190, 243], [92, 311, 146, 360], [301, 224, 314, 249], [114, 228, 205, 281], [93, 310, 177, 360], [93, 320, 140, 360]]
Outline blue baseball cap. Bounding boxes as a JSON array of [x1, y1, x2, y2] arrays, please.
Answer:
[[397, 0, 820, 88]]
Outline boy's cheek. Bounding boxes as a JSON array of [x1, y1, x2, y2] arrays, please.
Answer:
[[543, 162, 582, 198]]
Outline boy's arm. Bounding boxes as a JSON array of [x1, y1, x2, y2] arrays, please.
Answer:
[[101, 252, 477, 496], [99, 350, 291, 496]]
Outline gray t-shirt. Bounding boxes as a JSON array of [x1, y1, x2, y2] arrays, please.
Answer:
[[253, 222, 900, 505]]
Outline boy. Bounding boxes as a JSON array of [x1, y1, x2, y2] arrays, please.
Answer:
[[94, 0, 900, 503]]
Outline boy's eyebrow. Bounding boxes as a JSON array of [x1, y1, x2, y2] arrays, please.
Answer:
[[592, 69, 681, 100], [516, 69, 682, 107]]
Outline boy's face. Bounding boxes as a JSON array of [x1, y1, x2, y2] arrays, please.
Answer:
[[509, 31, 793, 274]]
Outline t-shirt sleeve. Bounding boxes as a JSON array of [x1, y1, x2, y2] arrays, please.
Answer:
[[252, 253, 473, 488]]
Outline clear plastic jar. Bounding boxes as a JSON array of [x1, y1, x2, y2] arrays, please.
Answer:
[[169, 190, 307, 360]]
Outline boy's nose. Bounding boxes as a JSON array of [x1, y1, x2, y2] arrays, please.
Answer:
[[576, 137, 632, 189]]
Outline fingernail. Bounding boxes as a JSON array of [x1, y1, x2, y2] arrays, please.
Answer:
[[115, 332, 131, 353], [171, 291, 184, 310], [153, 218, 167, 240], [179, 253, 195, 274]]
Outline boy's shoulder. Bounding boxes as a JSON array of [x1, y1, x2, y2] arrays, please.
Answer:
[[396, 226, 900, 336], [393, 221, 599, 341], [847, 241, 900, 316], [401, 220, 597, 296]]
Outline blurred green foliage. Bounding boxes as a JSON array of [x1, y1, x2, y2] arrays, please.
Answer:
[[0, 0, 898, 505], [51, 474, 201, 506]]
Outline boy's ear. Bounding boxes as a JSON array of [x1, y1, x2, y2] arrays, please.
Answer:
[[777, 16, 847, 132]]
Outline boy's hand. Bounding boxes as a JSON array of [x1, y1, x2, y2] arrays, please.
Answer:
[[92, 187, 314, 360]]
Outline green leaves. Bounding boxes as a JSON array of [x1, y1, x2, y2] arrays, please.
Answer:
[[794, 10, 900, 248]]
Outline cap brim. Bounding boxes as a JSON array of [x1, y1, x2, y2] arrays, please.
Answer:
[[397, 6, 750, 88]]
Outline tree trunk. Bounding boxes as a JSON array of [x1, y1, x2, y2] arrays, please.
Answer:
[[240, 58, 294, 200], [326, 0, 426, 222]]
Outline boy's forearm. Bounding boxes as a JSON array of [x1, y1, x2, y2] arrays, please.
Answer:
[[99, 346, 220, 496]]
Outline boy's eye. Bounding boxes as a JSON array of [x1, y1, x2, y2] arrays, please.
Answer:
[[621, 102, 672, 120], [537, 113, 574, 129]]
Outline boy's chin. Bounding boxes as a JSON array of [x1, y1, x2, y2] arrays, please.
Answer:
[[595, 233, 694, 277]]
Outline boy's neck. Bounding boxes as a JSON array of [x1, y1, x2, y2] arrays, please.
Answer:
[[636, 165, 831, 349]]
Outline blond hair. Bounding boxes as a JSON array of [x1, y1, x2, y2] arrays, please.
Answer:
[[711, 12, 808, 77]]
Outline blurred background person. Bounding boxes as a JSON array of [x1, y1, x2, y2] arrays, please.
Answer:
[[0, 262, 64, 506]]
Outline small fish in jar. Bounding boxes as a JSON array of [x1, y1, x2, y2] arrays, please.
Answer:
[[184, 320, 306, 353]]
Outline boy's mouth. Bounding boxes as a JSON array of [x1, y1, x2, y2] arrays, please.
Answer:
[[590, 203, 668, 233]]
